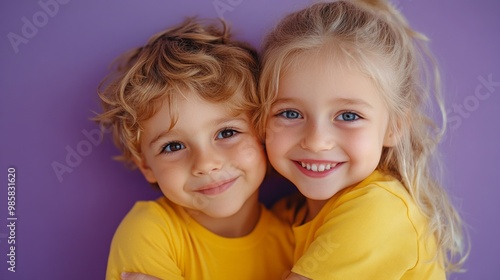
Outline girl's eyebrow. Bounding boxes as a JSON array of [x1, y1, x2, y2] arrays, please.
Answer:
[[332, 97, 373, 109], [272, 98, 295, 105], [273, 97, 373, 109]]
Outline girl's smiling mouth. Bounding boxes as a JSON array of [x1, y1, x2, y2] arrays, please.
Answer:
[[294, 160, 343, 177]]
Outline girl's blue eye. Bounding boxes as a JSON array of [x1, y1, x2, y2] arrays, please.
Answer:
[[336, 112, 360, 121], [278, 110, 302, 119], [161, 142, 185, 153], [217, 129, 238, 139]]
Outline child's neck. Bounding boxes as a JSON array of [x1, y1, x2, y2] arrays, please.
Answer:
[[186, 191, 261, 238]]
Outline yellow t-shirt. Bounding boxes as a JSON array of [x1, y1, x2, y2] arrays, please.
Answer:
[[106, 197, 294, 280], [274, 170, 445, 280]]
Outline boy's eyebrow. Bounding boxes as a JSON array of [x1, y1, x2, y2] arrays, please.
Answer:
[[148, 116, 247, 148], [149, 130, 172, 148]]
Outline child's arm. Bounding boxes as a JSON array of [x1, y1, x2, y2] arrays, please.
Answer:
[[121, 272, 160, 280], [106, 201, 184, 280], [284, 271, 311, 280]]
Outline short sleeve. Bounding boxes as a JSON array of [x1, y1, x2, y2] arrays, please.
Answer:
[[105, 201, 184, 280], [292, 185, 418, 280]]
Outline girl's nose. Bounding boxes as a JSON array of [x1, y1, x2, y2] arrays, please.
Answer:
[[300, 121, 335, 152]]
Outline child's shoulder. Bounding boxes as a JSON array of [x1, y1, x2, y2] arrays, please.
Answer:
[[107, 197, 187, 279], [116, 196, 185, 235], [329, 170, 425, 228], [344, 170, 412, 204]]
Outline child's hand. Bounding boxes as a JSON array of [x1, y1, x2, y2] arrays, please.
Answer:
[[121, 272, 161, 280], [282, 271, 311, 280]]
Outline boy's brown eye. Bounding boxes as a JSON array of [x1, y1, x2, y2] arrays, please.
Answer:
[[217, 129, 238, 139], [162, 142, 185, 153]]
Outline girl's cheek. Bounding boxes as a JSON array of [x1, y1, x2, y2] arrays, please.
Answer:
[[266, 120, 293, 146]]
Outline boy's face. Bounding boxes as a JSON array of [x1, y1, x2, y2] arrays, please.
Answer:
[[265, 53, 397, 202], [137, 92, 266, 218]]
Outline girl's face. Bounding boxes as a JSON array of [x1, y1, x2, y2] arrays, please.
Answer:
[[266, 54, 397, 202], [137, 92, 266, 219]]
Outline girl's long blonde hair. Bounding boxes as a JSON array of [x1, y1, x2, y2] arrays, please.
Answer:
[[256, 0, 468, 272]]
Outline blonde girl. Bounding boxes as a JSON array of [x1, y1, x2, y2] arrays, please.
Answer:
[[257, 0, 468, 279]]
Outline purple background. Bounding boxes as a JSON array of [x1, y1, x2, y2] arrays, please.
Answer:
[[1, 0, 499, 279]]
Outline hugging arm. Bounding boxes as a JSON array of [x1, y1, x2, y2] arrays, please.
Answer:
[[121, 272, 162, 280]]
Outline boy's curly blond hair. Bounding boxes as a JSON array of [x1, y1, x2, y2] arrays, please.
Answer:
[[95, 18, 260, 167]]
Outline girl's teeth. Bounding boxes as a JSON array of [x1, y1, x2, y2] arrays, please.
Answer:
[[300, 162, 336, 172]]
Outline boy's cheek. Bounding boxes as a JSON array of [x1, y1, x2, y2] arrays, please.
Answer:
[[233, 139, 266, 164]]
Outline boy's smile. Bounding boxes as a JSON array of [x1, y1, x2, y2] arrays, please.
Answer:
[[193, 176, 238, 196]]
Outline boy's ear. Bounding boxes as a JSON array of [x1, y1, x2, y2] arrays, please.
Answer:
[[133, 155, 157, 183]]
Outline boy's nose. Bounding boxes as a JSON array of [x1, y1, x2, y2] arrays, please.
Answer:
[[300, 122, 335, 152], [192, 148, 223, 176]]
